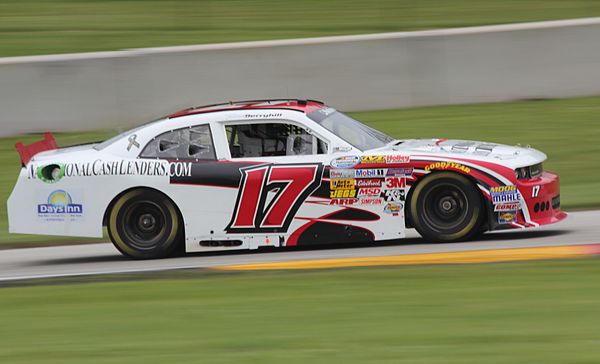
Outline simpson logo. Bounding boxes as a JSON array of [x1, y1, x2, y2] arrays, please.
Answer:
[[490, 185, 521, 203], [37, 190, 83, 221], [385, 155, 410, 164], [494, 202, 522, 212], [359, 197, 383, 205], [498, 211, 518, 224], [354, 169, 385, 178], [386, 168, 413, 177], [330, 155, 360, 169], [357, 188, 381, 197], [330, 179, 355, 190], [356, 179, 381, 187], [425, 162, 471, 174], [360, 155, 386, 164]]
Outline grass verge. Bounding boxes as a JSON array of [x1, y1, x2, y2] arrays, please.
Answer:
[[1, 96, 599, 246], [1, 0, 600, 57], [1, 259, 600, 363]]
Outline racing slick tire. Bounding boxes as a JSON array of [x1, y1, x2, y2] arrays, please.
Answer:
[[107, 189, 183, 259], [409, 172, 485, 243]]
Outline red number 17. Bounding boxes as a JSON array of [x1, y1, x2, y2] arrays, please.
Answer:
[[226, 164, 323, 233]]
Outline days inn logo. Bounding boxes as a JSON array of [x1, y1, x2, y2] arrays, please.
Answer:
[[38, 190, 83, 215]]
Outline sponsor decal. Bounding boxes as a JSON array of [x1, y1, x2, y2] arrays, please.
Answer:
[[32, 160, 193, 180], [127, 134, 140, 151], [330, 179, 355, 190], [498, 211, 518, 224], [330, 155, 360, 169], [384, 177, 407, 189], [386, 167, 413, 177], [330, 189, 357, 199], [329, 198, 358, 205], [227, 163, 323, 233], [37, 164, 65, 183], [360, 155, 386, 165], [384, 202, 403, 216], [494, 202, 522, 212], [329, 169, 355, 179], [425, 162, 471, 174], [359, 197, 383, 205], [355, 179, 381, 187], [354, 169, 386, 178], [357, 188, 381, 197], [490, 185, 521, 203], [37, 190, 83, 221], [383, 189, 406, 202], [385, 155, 410, 164]]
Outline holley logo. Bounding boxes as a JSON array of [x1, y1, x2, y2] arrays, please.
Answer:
[[38, 190, 83, 215]]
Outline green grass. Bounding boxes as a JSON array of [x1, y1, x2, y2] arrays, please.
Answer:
[[2, 96, 599, 246], [2, 259, 600, 363], [1, 0, 600, 57]]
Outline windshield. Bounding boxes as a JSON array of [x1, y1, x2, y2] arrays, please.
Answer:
[[307, 108, 394, 151]]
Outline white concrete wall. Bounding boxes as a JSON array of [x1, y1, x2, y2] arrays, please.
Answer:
[[1, 17, 600, 137]]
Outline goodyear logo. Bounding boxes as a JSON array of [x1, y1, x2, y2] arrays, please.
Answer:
[[425, 162, 471, 174], [330, 179, 355, 190]]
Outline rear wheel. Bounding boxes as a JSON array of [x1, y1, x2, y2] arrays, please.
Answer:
[[108, 189, 183, 259], [409, 172, 485, 242]]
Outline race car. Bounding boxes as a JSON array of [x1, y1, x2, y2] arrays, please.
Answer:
[[8, 99, 566, 259]]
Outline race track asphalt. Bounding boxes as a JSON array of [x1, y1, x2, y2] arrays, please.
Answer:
[[0, 210, 597, 282]]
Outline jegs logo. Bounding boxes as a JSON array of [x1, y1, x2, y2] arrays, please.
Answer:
[[226, 164, 324, 233]]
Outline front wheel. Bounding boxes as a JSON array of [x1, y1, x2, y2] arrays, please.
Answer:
[[107, 189, 183, 259], [409, 172, 485, 242]]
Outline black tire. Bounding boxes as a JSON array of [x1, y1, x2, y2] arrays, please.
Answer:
[[409, 172, 485, 242], [107, 189, 183, 259]]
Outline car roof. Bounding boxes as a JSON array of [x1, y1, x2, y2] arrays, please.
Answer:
[[167, 99, 326, 119]]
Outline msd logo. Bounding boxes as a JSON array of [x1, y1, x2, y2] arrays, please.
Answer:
[[358, 188, 381, 197]]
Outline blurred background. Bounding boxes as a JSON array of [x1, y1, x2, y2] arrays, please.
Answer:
[[1, 1, 600, 363]]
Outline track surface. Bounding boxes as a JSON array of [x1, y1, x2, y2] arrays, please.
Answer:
[[0, 210, 597, 281]]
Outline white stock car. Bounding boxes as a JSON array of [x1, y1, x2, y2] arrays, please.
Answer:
[[8, 99, 566, 259]]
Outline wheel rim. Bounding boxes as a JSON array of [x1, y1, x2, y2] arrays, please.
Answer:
[[122, 200, 167, 250], [421, 182, 469, 232]]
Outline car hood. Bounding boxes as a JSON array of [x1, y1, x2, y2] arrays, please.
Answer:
[[381, 139, 546, 168]]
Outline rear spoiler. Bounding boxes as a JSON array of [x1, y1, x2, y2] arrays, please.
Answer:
[[15, 132, 58, 166]]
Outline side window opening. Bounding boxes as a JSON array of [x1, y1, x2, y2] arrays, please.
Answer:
[[226, 123, 327, 158], [140, 124, 216, 160]]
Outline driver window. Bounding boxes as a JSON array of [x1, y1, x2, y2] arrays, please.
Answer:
[[140, 124, 216, 160], [226, 123, 327, 158]]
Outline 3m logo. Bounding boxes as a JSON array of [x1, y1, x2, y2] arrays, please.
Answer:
[[227, 164, 323, 233], [385, 177, 406, 189]]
